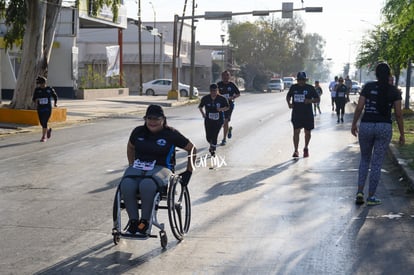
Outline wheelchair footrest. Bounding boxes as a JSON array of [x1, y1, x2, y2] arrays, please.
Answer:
[[119, 232, 158, 239]]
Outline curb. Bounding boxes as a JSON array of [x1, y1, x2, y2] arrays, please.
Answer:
[[388, 143, 414, 191]]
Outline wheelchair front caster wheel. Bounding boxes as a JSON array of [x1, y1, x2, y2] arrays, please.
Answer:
[[112, 228, 120, 245], [160, 230, 168, 248]]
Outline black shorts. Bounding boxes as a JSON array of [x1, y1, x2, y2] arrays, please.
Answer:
[[291, 119, 314, 131]]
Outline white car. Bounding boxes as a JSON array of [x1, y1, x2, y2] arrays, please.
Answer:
[[267, 78, 284, 92], [142, 79, 199, 97], [283, 77, 296, 89], [351, 81, 362, 94]]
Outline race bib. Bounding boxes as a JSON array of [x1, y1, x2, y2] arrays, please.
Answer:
[[337, 92, 345, 97], [38, 98, 48, 105], [208, 112, 220, 120], [293, 94, 305, 103], [133, 159, 156, 171]]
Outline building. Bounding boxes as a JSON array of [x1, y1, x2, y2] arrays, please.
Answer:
[[0, 2, 217, 100]]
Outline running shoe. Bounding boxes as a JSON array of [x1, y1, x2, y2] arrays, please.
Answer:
[[341, 118, 344, 123], [303, 148, 309, 158], [47, 128, 52, 139], [127, 219, 138, 234], [355, 192, 364, 205], [292, 151, 299, 158], [221, 139, 226, 146], [367, 196, 381, 206], [227, 126, 233, 139], [40, 137, 47, 142]]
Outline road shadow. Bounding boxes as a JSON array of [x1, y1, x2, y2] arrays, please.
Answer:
[[193, 158, 299, 206], [33, 238, 179, 274]]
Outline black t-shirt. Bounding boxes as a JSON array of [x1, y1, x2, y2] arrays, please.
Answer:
[[32, 86, 58, 110], [198, 94, 229, 123], [287, 83, 319, 121], [360, 81, 402, 124], [217, 81, 240, 104], [129, 126, 190, 170]]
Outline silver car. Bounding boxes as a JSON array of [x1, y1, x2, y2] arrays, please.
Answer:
[[142, 79, 199, 97], [267, 78, 284, 92]]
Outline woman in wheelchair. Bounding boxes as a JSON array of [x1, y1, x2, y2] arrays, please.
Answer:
[[121, 104, 196, 235]]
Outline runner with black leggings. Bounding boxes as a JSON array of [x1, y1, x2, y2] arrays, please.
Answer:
[[199, 84, 229, 156], [32, 76, 58, 142]]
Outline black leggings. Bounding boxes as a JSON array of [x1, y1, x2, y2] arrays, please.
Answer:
[[37, 109, 51, 128], [335, 100, 346, 118], [204, 119, 223, 147]]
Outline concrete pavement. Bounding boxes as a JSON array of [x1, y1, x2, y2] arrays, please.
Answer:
[[1, 92, 414, 190]]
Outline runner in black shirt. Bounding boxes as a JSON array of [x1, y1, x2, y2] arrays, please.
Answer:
[[217, 70, 240, 145], [334, 77, 349, 123], [32, 76, 58, 142], [199, 83, 229, 156], [286, 72, 320, 158]]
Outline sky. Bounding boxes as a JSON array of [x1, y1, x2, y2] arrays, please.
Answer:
[[125, 0, 385, 75]]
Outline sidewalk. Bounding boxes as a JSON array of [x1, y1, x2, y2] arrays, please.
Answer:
[[0, 95, 199, 136]]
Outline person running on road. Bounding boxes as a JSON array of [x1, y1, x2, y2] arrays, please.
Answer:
[[121, 104, 196, 234], [286, 72, 320, 158], [199, 83, 229, 156], [329, 76, 338, 111], [351, 62, 405, 206], [345, 75, 353, 95], [334, 77, 349, 123], [32, 76, 58, 142], [313, 80, 323, 115], [217, 70, 240, 145]]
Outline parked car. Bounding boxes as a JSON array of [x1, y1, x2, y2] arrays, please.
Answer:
[[142, 79, 199, 97], [283, 77, 296, 89], [267, 78, 284, 92], [351, 81, 361, 94]]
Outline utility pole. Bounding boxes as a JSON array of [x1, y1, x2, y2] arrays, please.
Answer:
[[138, 0, 143, 95], [189, 0, 196, 98]]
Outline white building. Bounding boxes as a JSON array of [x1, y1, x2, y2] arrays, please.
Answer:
[[0, 2, 213, 100]]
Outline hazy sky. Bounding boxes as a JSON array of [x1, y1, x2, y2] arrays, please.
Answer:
[[126, 0, 384, 75]]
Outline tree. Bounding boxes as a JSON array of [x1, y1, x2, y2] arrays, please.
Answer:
[[356, 0, 413, 86], [228, 16, 313, 91], [0, 0, 119, 109]]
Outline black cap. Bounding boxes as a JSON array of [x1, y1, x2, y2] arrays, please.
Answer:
[[210, 83, 218, 90], [297, 71, 307, 80], [36, 76, 46, 84], [145, 104, 164, 118]]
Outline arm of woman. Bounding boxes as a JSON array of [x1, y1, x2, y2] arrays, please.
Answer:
[[351, 95, 366, 137], [394, 100, 405, 145], [127, 141, 135, 166]]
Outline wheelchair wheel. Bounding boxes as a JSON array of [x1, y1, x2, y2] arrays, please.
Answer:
[[167, 176, 191, 241]]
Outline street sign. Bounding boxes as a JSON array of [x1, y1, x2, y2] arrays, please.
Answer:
[[204, 11, 232, 20], [252, 10, 270, 16], [282, 2, 293, 19], [305, 7, 323, 12]]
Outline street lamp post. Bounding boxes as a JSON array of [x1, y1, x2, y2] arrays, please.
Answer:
[[149, 1, 156, 80], [220, 34, 225, 71], [138, 0, 143, 95]]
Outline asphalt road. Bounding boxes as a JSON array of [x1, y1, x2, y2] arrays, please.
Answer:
[[1, 89, 414, 274]]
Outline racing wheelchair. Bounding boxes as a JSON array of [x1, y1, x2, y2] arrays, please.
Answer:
[[112, 167, 191, 248]]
